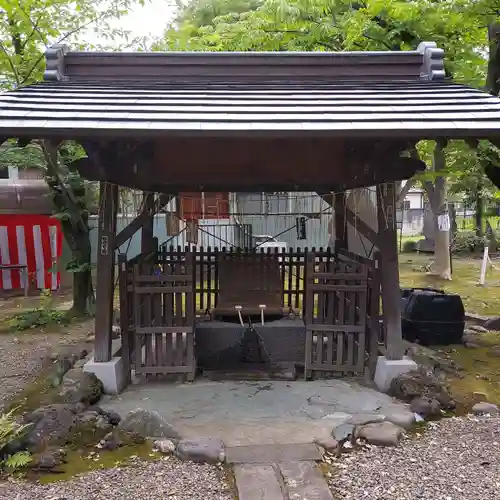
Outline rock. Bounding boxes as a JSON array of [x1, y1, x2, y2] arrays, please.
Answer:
[[469, 325, 488, 333], [314, 437, 339, 453], [488, 346, 500, 357], [99, 431, 123, 450], [462, 331, 491, 348], [58, 369, 103, 406], [465, 312, 490, 323], [383, 411, 416, 429], [103, 410, 121, 426], [77, 411, 100, 423], [176, 438, 225, 464], [473, 391, 488, 402], [24, 404, 77, 450], [78, 348, 89, 359], [410, 397, 442, 418], [347, 414, 386, 426], [355, 421, 403, 447], [50, 355, 77, 387], [154, 439, 176, 454], [75, 410, 112, 431], [483, 317, 500, 331], [472, 402, 500, 415], [332, 423, 355, 443], [388, 370, 455, 410], [118, 408, 181, 439], [30, 448, 66, 471], [29, 448, 66, 472], [403, 342, 463, 375], [464, 342, 482, 349], [73, 403, 87, 414]]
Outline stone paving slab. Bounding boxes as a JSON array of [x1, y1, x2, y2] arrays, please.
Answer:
[[226, 443, 322, 464], [280, 461, 334, 500], [234, 464, 284, 500], [100, 379, 407, 446]]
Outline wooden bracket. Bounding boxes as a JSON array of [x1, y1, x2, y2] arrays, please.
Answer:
[[318, 191, 380, 248], [114, 193, 173, 249]]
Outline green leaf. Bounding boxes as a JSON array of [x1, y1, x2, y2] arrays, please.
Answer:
[[4, 451, 32, 470]]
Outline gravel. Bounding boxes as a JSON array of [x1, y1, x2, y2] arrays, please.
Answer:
[[328, 415, 500, 500], [0, 457, 233, 500], [0, 321, 93, 409]]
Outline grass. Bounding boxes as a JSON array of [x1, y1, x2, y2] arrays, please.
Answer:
[[396, 253, 500, 408], [37, 443, 161, 484], [446, 336, 500, 408], [399, 253, 500, 316]]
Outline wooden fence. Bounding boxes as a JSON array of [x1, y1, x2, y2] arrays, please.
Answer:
[[119, 246, 382, 380], [157, 245, 374, 316]]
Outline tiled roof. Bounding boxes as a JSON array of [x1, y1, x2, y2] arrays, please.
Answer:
[[0, 80, 499, 138]]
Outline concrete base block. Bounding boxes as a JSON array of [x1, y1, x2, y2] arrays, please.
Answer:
[[374, 356, 417, 393], [84, 356, 126, 395]]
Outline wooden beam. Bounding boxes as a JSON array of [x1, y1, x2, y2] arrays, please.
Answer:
[[114, 193, 172, 249], [118, 253, 131, 385], [141, 193, 155, 254], [94, 182, 119, 362], [377, 182, 403, 360], [318, 191, 380, 248], [345, 207, 380, 247], [334, 192, 347, 250]]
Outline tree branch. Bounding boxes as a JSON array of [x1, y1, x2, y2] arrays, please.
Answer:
[[0, 41, 21, 86], [396, 179, 416, 204], [362, 33, 394, 51], [17, 3, 49, 48], [20, 10, 111, 86], [40, 140, 89, 233]]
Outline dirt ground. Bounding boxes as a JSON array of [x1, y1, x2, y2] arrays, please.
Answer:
[[0, 291, 93, 410]]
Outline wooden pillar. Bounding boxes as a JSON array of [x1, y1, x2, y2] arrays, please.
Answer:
[[94, 182, 119, 362], [118, 253, 132, 384], [376, 182, 403, 360], [141, 193, 155, 255], [334, 192, 347, 250]]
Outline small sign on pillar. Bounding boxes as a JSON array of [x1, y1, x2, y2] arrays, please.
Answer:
[[100, 235, 109, 256]]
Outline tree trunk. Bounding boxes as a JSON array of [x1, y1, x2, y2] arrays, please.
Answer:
[[487, 24, 500, 97], [424, 141, 452, 280], [475, 181, 484, 237], [60, 214, 93, 317], [72, 265, 92, 316]]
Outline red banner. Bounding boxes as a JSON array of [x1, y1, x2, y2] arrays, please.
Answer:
[[0, 215, 63, 291]]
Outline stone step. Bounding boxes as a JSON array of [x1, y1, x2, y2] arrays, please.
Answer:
[[280, 461, 334, 500], [226, 443, 322, 464], [234, 464, 284, 500], [234, 461, 333, 500]]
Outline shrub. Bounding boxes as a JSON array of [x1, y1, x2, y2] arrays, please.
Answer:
[[452, 232, 485, 254], [0, 409, 31, 472], [402, 240, 418, 253], [8, 289, 69, 332]]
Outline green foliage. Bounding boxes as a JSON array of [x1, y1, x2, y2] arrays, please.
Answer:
[[159, 0, 500, 204], [0, 1, 144, 314], [4, 451, 31, 470], [0, 0, 148, 89], [0, 409, 32, 472], [173, 0, 264, 28], [8, 290, 69, 332], [402, 240, 418, 253], [452, 231, 486, 254]]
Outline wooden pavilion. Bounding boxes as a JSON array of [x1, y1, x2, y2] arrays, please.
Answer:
[[1, 42, 500, 391]]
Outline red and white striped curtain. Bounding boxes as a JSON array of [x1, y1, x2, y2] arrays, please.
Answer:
[[0, 215, 63, 291]]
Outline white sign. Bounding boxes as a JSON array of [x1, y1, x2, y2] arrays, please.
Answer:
[[437, 214, 450, 231]]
